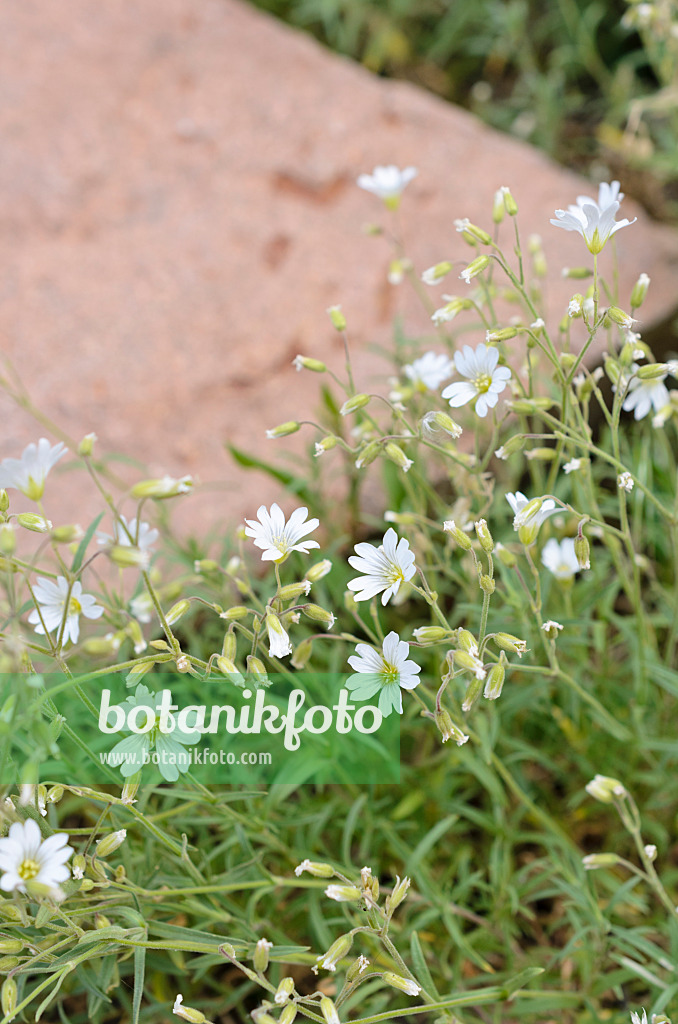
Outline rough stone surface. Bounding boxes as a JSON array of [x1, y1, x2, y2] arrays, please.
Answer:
[[1, 0, 677, 536]]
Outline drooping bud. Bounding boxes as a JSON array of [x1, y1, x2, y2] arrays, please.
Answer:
[[131, 476, 193, 499], [474, 519, 493, 552], [293, 355, 327, 373], [355, 440, 382, 469], [636, 362, 668, 381], [316, 933, 353, 972], [325, 884, 361, 902], [493, 633, 527, 657], [483, 659, 506, 700], [434, 708, 469, 745], [95, 829, 127, 858], [382, 973, 421, 997], [443, 520, 472, 550], [574, 529, 590, 570], [274, 977, 296, 1005], [306, 559, 332, 582], [461, 675, 483, 711], [327, 305, 347, 331], [0, 524, 15, 555], [582, 853, 620, 869], [606, 306, 636, 330], [17, 513, 52, 533], [494, 543, 517, 568], [294, 859, 335, 878], [166, 599, 191, 626], [459, 254, 491, 284], [253, 938, 273, 974], [486, 327, 518, 343], [266, 421, 301, 439], [630, 272, 650, 309], [290, 638, 313, 669], [421, 261, 453, 285], [320, 997, 340, 1024], [340, 394, 371, 416], [585, 774, 626, 803], [383, 443, 413, 473], [412, 626, 451, 643], [302, 604, 335, 630]]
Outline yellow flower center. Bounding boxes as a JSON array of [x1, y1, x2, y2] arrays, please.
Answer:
[[69, 596, 82, 615], [473, 373, 492, 394], [18, 858, 40, 880], [381, 660, 400, 686], [24, 475, 45, 502]]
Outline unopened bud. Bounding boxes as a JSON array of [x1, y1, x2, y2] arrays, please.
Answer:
[[644, 844, 657, 861], [1, 978, 17, 1017], [457, 629, 478, 655], [500, 186, 518, 216], [77, 432, 97, 457], [495, 435, 525, 460], [421, 261, 453, 284], [412, 626, 450, 643], [585, 774, 626, 803], [453, 650, 486, 678], [221, 605, 249, 621], [443, 520, 472, 550], [246, 656, 267, 679], [274, 977, 296, 1006], [302, 604, 335, 629], [382, 973, 421, 997], [320, 997, 340, 1024], [422, 411, 462, 438], [279, 1006, 298, 1024], [526, 447, 556, 461], [325, 884, 361, 902], [173, 994, 212, 1023], [306, 558, 332, 582], [483, 659, 506, 700], [315, 436, 338, 456], [0, 939, 22, 955], [636, 362, 668, 381], [604, 358, 622, 385], [460, 254, 491, 284], [121, 773, 141, 804], [131, 476, 193, 499], [508, 397, 554, 414], [340, 393, 371, 416], [194, 559, 219, 574], [294, 859, 335, 878], [0, 524, 15, 555], [0, 491, 8, 513], [290, 638, 313, 669], [293, 355, 326, 373], [266, 421, 301, 439], [434, 708, 469, 744], [574, 532, 590, 570], [166, 599, 191, 625], [479, 574, 495, 594], [216, 657, 243, 683], [562, 267, 592, 280], [384, 442, 413, 473], [355, 440, 381, 469], [108, 544, 150, 570], [494, 543, 517, 568], [474, 519, 493, 552], [17, 513, 51, 534], [486, 327, 518, 342], [385, 874, 411, 915], [461, 675, 483, 711], [316, 933, 353, 972], [253, 938, 273, 973], [51, 524, 84, 544], [606, 305, 636, 329], [630, 272, 650, 309], [493, 633, 527, 657], [327, 305, 347, 331], [95, 829, 127, 858], [492, 189, 506, 224], [582, 853, 620, 869]]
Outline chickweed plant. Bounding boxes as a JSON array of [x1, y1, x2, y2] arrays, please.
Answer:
[[0, 170, 676, 1024]]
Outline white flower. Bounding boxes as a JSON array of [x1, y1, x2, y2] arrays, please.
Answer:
[[356, 954, 370, 973], [356, 165, 417, 206], [541, 620, 563, 633], [563, 458, 581, 474], [28, 576, 104, 645], [266, 614, 292, 659], [630, 1011, 648, 1024], [541, 538, 580, 580], [347, 631, 421, 717], [347, 528, 416, 605], [441, 344, 512, 418], [507, 491, 561, 532], [403, 352, 454, 391], [623, 372, 670, 420], [550, 181, 636, 254], [244, 504, 320, 563], [618, 472, 634, 492], [0, 439, 66, 501], [97, 515, 159, 552], [0, 819, 72, 896]]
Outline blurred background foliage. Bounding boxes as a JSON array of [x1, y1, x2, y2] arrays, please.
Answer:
[[245, 0, 678, 219]]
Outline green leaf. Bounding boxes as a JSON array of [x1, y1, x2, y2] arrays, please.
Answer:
[[410, 931, 440, 998], [71, 511, 104, 574], [500, 966, 544, 999]]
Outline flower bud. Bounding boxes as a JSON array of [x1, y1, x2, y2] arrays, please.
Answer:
[[51, 524, 84, 544], [77, 432, 98, 456], [630, 272, 650, 309], [508, 398, 554, 414], [0, 939, 22, 955], [315, 436, 338, 456], [278, 581, 312, 602], [574, 532, 590, 570], [454, 650, 486, 679], [166, 599, 191, 625], [461, 675, 483, 711], [340, 394, 371, 416], [492, 188, 506, 224], [294, 859, 335, 877], [644, 844, 657, 861], [107, 544, 150, 570], [474, 519, 493, 552], [0, 491, 8, 513], [525, 447, 556, 461], [327, 305, 347, 331], [384, 443, 413, 473], [483, 659, 506, 700], [500, 186, 518, 216], [636, 362, 668, 381], [355, 440, 382, 469], [434, 708, 469, 745], [486, 327, 518, 342], [266, 421, 301, 439], [221, 606, 249, 621], [316, 933, 353, 972], [582, 853, 620, 869], [320, 997, 340, 1024], [422, 411, 462, 439], [95, 829, 127, 858], [305, 559, 332, 582], [347, 955, 371, 982], [382, 973, 421, 997], [131, 476, 193, 499], [443, 520, 472, 550], [216, 657, 244, 683], [121, 773, 141, 804], [421, 261, 453, 285], [1, 978, 17, 1017], [325, 884, 361, 902], [585, 774, 626, 803], [290, 638, 313, 669], [17, 513, 52, 533], [293, 355, 326, 373], [253, 938, 273, 973], [0, 524, 15, 555], [494, 543, 517, 568], [460, 254, 491, 284], [412, 626, 451, 643], [279, 1006, 298, 1024], [302, 604, 335, 630], [246, 656, 268, 682], [494, 435, 525, 460], [274, 978, 296, 1006], [194, 559, 220, 574], [457, 629, 478, 654], [606, 305, 636, 329], [479, 574, 495, 594], [173, 994, 212, 1023], [493, 633, 527, 657]]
